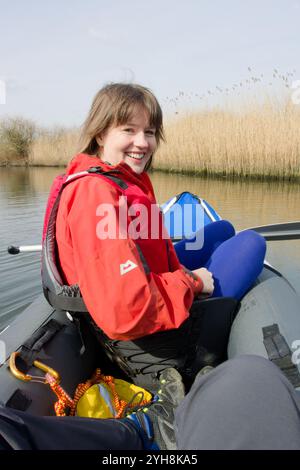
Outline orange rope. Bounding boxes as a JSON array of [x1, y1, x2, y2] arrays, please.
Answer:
[[45, 373, 74, 416], [45, 368, 151, 418]]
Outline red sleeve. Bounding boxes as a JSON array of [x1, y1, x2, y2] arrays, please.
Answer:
[[57, 177, 203, 340]]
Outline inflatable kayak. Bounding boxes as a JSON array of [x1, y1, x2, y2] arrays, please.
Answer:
[[1, 192, 300, 417]]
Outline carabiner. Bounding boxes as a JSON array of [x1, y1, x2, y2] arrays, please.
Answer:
[[9, 352, 61, 383]]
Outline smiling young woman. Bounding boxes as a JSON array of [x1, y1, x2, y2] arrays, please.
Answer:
[[55, 84, 209, 342], [42, 82, 265, 391]]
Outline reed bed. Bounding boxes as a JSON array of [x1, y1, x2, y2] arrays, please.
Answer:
[[1, 96, 300, 180], [28, 128, 79, 166], [153, 101, 300, 180]]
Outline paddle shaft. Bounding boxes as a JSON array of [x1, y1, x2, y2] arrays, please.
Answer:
[[243, 221, 300, 241], [7, 245, 42, 254]]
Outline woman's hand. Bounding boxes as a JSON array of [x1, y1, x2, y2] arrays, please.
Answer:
[[193, 267, 214, 296]]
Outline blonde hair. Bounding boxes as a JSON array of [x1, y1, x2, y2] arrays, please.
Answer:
[[77, 83, 164, 170]]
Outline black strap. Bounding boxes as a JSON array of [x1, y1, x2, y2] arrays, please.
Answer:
[[19, 319, 63, 368], [87, 167, 129, 190], [135, 244, 150, 275], [165, 240, 172, 271], [263, 324, 300, 388]]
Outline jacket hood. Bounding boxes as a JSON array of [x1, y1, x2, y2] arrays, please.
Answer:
[[66, 153, 156, 201]]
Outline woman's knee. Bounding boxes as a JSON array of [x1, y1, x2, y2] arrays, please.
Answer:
[[206, 220, 235, 241], [235, 230, 266, 258], [200, 220, 235, 255]]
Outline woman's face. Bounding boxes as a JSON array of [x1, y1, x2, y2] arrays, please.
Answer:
[[97, 107, 157, 174]]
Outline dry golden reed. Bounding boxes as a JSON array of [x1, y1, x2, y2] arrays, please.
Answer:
[[153, 101, 300, 179], [15, 99, 300, 180], [29, 128, 79, 166]]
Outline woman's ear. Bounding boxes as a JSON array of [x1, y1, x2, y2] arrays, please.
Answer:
[[95, 135, 103, 147]]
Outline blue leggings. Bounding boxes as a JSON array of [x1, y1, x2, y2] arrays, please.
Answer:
[[174, 220, 266, 300]]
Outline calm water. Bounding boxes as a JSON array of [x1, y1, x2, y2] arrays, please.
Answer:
[[0, 167, 299, 329]]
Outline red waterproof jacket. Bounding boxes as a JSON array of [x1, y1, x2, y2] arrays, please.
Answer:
[[56, 153, 203, 340]]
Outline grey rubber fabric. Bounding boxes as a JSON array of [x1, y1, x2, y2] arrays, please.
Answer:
[[175, 355, 300, 450]]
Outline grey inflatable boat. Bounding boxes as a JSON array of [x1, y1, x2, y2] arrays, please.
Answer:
[[1, 192, 300, 415], [0, 261, 299, 417]]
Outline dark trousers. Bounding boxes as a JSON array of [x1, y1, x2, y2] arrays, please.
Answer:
[[1, 355, 300, 450]]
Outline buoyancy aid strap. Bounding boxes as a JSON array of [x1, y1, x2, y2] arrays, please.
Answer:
[[65, 168, 129, 190], [42, 184, 90, 312], [263, 323, 300, 388], [87, 166, 129, 189], [165, 239, 172, 272], [43, 189, 67, 289], [135, 244, 150, 275]]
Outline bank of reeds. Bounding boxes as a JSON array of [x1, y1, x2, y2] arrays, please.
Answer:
[[153, 101, 300, 180], [28, 127, 78, 166], [1, 100, 300, 180]]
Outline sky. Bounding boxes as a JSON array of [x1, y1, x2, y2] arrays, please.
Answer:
[[0, 0, 300, 127]]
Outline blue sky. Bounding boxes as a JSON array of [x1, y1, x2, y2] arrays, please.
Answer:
[[0, 0, 299, 127]]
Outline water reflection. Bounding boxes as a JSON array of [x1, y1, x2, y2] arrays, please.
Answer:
[[151, 171, 300, 230], [2, 167, 299, 230], [0, 167, 62, 197]]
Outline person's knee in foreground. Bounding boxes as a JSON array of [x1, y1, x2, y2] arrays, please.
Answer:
[[175, 355, 300, 450]]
